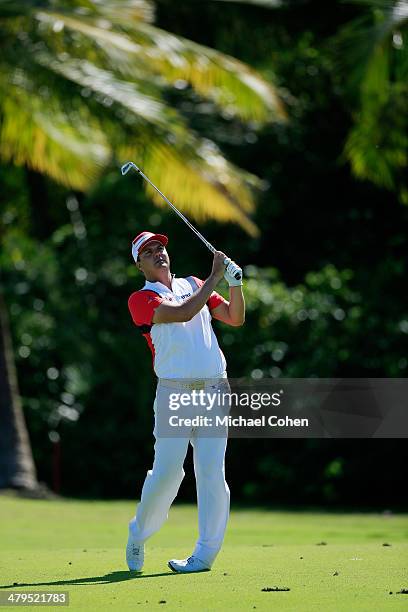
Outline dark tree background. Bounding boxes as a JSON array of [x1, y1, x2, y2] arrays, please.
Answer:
[[1, 0, 407, 507]]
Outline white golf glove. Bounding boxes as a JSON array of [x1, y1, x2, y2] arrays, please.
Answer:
[[224, 259, 243, 287]]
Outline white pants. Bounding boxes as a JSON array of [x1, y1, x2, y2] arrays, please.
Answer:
[[129, 383, 230, 567]]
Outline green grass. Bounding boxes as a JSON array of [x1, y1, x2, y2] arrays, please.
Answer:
[[0, 495, 407, 611]]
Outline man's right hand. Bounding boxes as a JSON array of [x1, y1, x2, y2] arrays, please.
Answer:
[[211, 251, 228, 283]]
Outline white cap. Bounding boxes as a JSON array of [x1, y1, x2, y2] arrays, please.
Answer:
[[131, 231, 168, 262]]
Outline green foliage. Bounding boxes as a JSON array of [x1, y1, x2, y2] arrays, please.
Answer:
[[1, 1, 408, 504], [217, 265, 386, 378], [0, 0, 286, 233], [335, 0, 408, 199], [2, 185, 407, 502]]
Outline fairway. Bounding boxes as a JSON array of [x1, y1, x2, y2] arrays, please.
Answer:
[[0, 496, 407, 611]]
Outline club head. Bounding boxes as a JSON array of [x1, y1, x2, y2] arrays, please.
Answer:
[[121, 161, 140, 176]]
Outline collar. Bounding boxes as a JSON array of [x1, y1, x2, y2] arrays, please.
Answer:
[[144, 274, 176, 294]]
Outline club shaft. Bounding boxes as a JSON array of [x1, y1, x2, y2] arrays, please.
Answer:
[[122, 161, 241, 280], [135, 167, 217, 255]]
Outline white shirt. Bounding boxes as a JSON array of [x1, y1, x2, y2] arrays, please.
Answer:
[[128, 276, 227, 379]]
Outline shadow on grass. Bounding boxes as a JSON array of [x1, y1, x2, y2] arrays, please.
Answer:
[[0, 570, 180, 589]]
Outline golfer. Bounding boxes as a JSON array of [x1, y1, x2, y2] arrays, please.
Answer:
[[126, 230, 244, 573]]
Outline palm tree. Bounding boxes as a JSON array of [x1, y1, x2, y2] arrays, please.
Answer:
[[0, 290, 38, 491], [0, 0, 286, 492], [0, 0, 286, 233], [336, 0, 408, 202]]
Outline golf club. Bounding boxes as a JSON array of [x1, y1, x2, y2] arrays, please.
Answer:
[[121, 161, 242, 280]]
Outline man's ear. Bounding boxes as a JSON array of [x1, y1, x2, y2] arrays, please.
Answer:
[[136, 260, 142, 272]]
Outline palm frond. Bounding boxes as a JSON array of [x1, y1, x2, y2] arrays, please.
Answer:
[[120, 141, 260, 235], [344, 82, 408, 190], [336, 1, 408, 192], [35, 52, 182, 130], [74, 0, 155, 25], [123, 21, 287, 123], [0, 72, 109, 189], [0, 0, 154, 22], [32, 8, 286, 123], [0, 0, 278, 232], [336, 0, 408, 93], [0, 62, 261, 233]]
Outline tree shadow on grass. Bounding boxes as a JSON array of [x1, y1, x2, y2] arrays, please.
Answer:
[[0, 570, 180, 589]]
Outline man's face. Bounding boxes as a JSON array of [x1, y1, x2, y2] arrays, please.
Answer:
[[137, 240, 170, 278]]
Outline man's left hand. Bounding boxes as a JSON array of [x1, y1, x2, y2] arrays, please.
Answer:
[[224, 260, 243, 287]]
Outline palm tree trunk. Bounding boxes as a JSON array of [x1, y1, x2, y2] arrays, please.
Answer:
[[0, 290, 39, 490]]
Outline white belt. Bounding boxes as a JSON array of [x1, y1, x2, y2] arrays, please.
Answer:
[[158, 373, 227, 391]]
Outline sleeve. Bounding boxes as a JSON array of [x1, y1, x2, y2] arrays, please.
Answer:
[[190, 276, 228, 311], [128, 291, 163, 327]]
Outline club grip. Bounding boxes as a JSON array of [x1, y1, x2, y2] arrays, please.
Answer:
[[224, 258, 242, 281]]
